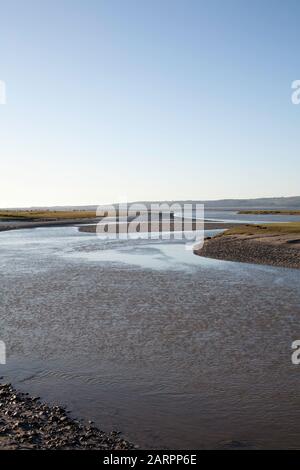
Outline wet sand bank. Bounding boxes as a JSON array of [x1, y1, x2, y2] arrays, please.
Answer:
[[0, 218, 236, 234], [78, 221, 236, 234], [0, 218, 102, 232]]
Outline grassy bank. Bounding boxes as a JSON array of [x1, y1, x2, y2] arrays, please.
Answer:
[[224, 222, 300, 236], [0, 208, 145, 221], [0, 210, 97, 220], [238, 210, 300, 215]]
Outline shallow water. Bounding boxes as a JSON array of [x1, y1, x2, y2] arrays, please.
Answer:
[[204, 209, 300, 224], [1, 224, 300, 449]]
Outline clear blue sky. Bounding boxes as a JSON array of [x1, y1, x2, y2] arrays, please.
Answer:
[[1, 0, 300, 207]]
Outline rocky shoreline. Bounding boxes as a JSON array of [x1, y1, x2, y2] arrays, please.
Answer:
[[0, 383, 134, 450], [195, 233, 300, 269]]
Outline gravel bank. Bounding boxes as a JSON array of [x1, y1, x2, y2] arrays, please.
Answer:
[[0, 383, 134, 450], [194, 234, 300, 269]]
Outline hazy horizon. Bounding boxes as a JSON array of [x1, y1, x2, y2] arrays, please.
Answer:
[[2, 194, 300, 211]]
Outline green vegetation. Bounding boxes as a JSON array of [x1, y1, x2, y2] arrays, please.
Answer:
[[238, 210, 300, 215], [0, 208, 133, 221], [0, 210, 97, 220], [225, 222, 300, 236]]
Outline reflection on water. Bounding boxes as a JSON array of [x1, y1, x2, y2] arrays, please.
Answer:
[[1, 224, 300, 449], [63, 229, 224, 271]]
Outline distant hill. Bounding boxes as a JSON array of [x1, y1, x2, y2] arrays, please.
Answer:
[[4, 196, 300, 211], [132, 196, 300, 210], [196, 196, 300, 210]]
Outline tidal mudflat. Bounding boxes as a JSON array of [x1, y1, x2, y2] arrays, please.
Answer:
[[1, 225, 300, 449]]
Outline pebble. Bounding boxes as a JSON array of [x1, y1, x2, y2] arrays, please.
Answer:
[[0, 383, 134, 450]]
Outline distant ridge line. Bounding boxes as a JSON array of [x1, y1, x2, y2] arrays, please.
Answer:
[[3, 196, 300, 211]]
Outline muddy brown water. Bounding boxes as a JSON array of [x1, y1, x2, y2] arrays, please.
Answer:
[[1, 225, 300, 449]]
